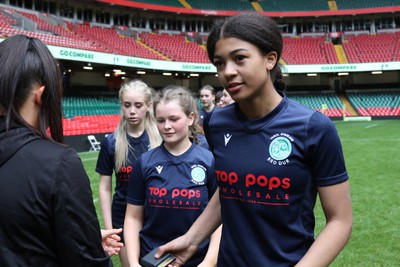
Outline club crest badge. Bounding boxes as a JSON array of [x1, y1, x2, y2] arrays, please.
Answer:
[[268, 134, 293, 165], [191, 165, 206, 185]]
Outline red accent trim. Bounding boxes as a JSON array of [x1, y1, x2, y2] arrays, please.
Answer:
[[97, 0, 400, 17]]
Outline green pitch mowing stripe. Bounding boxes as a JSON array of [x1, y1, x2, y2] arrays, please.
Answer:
[[318, 120, 400, 266]]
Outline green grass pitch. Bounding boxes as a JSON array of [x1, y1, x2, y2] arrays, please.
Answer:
[[79, 120, 400, 267]]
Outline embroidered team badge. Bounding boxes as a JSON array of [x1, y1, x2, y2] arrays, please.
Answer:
[[267, 134, 293, 165], [190, 165, 206, 185]]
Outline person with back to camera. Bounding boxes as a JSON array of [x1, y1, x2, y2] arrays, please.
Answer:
[[124, 85, 221, 267], [96, 79, 162, 267], [0, 35, 123, 267], [155, 13, 353, 267], [198, 85, 218, 126]]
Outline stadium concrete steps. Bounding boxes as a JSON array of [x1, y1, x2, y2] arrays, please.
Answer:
[[250, 2, 263, 12], [179, 0, 191, 9], [334, 44, 349, 64], [328, 0, 338, 10], [339, 93, 358, 116], [137, 40, 171, 61]]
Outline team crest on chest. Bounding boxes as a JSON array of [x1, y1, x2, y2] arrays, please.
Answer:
[[267, 133, 293, 165], [190, 164, 206, 185]]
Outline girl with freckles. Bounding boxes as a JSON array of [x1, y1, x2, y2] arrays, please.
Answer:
[[124, 85, 221, 267]]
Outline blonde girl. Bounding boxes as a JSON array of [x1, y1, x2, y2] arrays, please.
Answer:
[[96, 79, 162, 267]]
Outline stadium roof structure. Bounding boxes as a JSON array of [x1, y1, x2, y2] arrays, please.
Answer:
[[2, 1, 400, 76], [95, 0, 400, 17]]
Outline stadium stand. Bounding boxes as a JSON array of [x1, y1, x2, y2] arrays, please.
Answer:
[[287, 92, 351, 117], [258, 0, 329, 11], [0, 11, 17, 32], [103, 0, 400, 11], [335, 0, 400, 9], [282, 36, 339, 64], [128, 0, 183, 8], [62, 96, 120, 118], [62, 96, 120, 136], [186, 0, 254, 11], [0, 8, 98, 50], [342, 32, 400, 63], [1, 0, 399, 140], [73, 24, 165, 59], [140, 32, 209, 63], [16, 10, 54, 32], [130, 0, 330, 11], [1, 5, 399, 65], [60, 89, 400, 136], [346, 90, 400, 116], [63, 115, 120, 136]]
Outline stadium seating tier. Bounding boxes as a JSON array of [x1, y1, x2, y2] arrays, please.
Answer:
[[1, 6, 400, 64]]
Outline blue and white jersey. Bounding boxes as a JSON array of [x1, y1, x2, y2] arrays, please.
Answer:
[[126, 143, 217, 267], [204, 93, 348, 267], [96, 131, 150, 228]]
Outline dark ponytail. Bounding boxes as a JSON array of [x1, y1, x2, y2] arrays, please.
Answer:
[[271, 65, 286, 91], [0, 35, 63, 143]]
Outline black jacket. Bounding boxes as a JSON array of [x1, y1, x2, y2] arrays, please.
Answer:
[[0, 118, 111, 267]]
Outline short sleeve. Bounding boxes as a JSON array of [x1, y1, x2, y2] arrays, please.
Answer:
[[126, 159, 146, 205], [307, 113, 348, 187], [95, 135, 115, 175]]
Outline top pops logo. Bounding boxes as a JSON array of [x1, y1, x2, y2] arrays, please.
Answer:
[[119, 165, 133, 182], [148, 186, 201, 199], [215, 170, 290, 190]]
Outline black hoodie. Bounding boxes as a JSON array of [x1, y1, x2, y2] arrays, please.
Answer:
[[0, 117, 112, 267]]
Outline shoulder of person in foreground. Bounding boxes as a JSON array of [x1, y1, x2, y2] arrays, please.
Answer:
[[51, 146, 113, 266]]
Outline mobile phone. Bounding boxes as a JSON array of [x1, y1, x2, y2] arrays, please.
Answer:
[[140, 247, 176, 267]]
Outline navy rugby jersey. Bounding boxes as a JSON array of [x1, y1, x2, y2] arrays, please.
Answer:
[[126, 143, 217, 267], [199, 106, 217, 126], [96, 132, 150, 227], [204, 93, 348, 267]]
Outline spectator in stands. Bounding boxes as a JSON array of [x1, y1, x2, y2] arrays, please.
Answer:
[[0, 34, 122, 266], [215, 90, 223, 108], [198, 84, 218, 126], [156, 13, 353, 266], [220, 89, 235, 107], [124, 85, 221, 267], [96, 79, 162, 267]]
